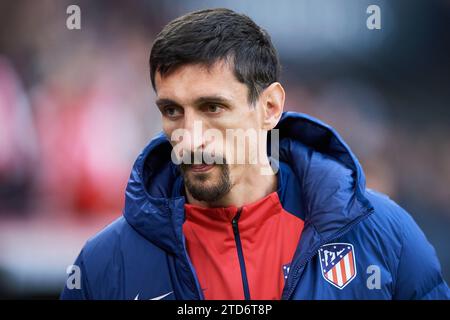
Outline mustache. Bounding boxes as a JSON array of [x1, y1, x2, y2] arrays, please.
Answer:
[[179, 151, 227, 168]]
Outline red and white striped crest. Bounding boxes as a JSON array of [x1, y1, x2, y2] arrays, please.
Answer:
[[318, 243, 357, 289]]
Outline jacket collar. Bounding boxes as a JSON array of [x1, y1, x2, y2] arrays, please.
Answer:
[[123, 112, 373, 255]]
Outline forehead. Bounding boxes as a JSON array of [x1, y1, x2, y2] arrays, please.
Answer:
[[154, 60, 248, 104]]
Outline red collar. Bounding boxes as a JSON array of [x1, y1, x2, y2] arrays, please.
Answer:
[[184, 192, 283, 229]]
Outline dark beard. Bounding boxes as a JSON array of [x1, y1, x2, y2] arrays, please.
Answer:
[[179, 153, 232, 203]]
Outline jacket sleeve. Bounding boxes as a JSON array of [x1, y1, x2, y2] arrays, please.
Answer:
[[60, 249, 91, 300], [393, 210, 450, 300]]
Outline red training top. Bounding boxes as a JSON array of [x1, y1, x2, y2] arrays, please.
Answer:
[[183, 191, 304, 300]]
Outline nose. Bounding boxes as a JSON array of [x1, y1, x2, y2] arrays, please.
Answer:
[[178, 109, 206, 154]]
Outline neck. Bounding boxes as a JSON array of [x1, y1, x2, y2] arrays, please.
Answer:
[[185, 161, 277, 208]]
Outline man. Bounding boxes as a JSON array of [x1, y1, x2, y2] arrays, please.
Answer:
[[61, 8, 449, 300]]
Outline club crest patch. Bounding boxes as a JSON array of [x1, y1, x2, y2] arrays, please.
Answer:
[[318, 243, 357, 289]]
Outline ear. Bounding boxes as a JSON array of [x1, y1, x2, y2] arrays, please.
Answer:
[[260, 82, 285, 130]]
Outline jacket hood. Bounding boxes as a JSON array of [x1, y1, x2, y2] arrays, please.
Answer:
[[123, 112, 374, 255]]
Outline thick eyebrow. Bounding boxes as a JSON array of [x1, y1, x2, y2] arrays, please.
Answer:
[[193, 95, 233, 106], [155, 95, 233, 108], [155, 98, 180, 108]]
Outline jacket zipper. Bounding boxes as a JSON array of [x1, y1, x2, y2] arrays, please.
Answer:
[[282, 207, 374, 300], [232, 208, 251, 300]]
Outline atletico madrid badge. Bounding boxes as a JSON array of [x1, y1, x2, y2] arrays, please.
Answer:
[[318, 243, 357, 289]]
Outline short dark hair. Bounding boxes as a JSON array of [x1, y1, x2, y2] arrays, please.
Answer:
[[149, 8, 280, 104]]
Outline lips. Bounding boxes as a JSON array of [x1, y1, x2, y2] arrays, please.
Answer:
[[190, 164, 214, 172]]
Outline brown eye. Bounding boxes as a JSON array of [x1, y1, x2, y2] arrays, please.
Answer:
[[206, 104, 223, 113], [164, 106, 182, 118]]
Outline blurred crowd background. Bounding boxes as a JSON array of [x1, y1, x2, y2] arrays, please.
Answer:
[[0, 0, 449, 299]]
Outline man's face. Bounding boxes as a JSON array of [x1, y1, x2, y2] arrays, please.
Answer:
[[154, 60, 266, 203]]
